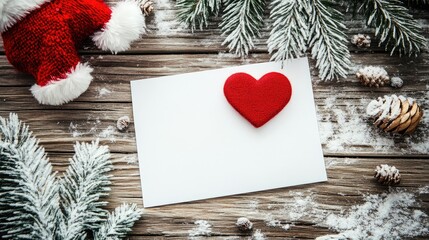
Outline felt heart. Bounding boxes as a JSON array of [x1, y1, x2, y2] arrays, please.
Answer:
[[224, 72, 292, 128]]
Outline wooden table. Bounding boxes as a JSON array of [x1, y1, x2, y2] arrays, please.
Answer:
[[1, 1, 428, 239]]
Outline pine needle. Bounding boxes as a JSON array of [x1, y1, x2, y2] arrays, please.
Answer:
[[221, 0, 266, 56], [94, 203, 143, 240], [361, 0, 427, 56], [268, 0, 310, 61], [0, 113, 59, 239], [176, 0, 221, 31], [59, 140, 112, 240], [308, 0, 351, 80]]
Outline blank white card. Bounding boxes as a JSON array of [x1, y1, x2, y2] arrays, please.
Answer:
[[131, 58, 327, 207]]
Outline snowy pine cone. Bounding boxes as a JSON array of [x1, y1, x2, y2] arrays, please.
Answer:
[[356, 66, 389, 87], [139, 0, 154, 16], [366, 95, 423, 134], [236, 217, 253, 231], [117, 116, 131, 132], [390, 77, 403, 88], [374, 164, 401, 185], [351, 34, 371, 48]]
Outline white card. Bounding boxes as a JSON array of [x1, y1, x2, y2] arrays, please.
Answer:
[[131, 58, 327, 207]]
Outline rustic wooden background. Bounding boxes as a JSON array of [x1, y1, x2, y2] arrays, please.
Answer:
[[1, 1, 428, 239]]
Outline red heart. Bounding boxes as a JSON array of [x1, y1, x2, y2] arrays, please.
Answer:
[[224, 72, 292, 128]]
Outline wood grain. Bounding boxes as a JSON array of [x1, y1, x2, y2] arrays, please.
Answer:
[[0, 1, 428, 239]]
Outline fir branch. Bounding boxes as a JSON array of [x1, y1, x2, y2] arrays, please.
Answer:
[[362, 0, 427, 56], [267, 0, 310, 61], [94, 203, 143, 240], [221, 0, 266, 56], [59, 140, 112, 240], [308, 0, 351, 80], [0, 113, 59, 240], [176, 0, 221, 31]]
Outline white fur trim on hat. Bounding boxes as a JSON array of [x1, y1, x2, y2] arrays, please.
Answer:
[[0, 0, 51, 33], [30, 62, 93, 105], [92, 0, 145, 54]]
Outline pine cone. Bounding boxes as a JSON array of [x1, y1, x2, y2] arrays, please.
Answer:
[[366, 95, 423, 134], [356, 66, 390, 87], [374, 164, 401, 185], [140, 0, 154, 16], [116, 116, 131, 132], [236, 217, 253, 231], [351, 34, 371, 48], [390, 77, 403, 88]]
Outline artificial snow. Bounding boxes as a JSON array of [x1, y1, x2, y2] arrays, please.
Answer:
[[418, 186, 429, 194], [388, 95, 401, 120], [188, 220, 212, 237], [97, 87, 112, 98], [252, 229, 266, 240], [264, 214, 282, 227], [366, 97, 383, 117], [318, 97, 395, 152], [154, 0, 185, 35], [69, 117, 122, 143], [123, 155, 138, 165], [316, 94, 429, 153], [356, 66, 389, 81], [99, 126, 117, 143], [324, 192, 429, 240], [375, 164, 399, 177]]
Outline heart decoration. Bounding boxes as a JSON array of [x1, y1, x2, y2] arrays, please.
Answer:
[[223, 72, 292, 128]]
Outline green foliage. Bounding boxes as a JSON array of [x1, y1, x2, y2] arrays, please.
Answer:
[[268, 0, 310, 61], [220, 0, 266, 56], [308, 0, 351, 80], [176, 0, 221, 31], [0, 113, 59, 240], [176, 0, 428, 81], [59, 142, 112, 240], [361, 0, 427, 56], [0, 113, 142, 240], [94, 204, 143, 240]]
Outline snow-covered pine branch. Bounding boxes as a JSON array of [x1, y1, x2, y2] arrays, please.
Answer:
[[0, 113, 59, 239], [268, 0, 310, 61], [59, 140, 112, 240], [361, 0, 427, 56], [176, 0, 221, 31], [221, 0, 266, 56], [308, 0, 351, 80], [94, 203, 143, 240]]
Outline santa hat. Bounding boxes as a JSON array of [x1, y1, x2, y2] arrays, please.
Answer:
[[0, 0, 145, 105]]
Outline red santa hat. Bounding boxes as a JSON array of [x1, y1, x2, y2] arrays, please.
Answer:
[[0, 0, 145, 105]]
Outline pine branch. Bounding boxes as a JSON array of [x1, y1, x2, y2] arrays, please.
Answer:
[[176, 0, 221, 31], [221, 0, 266, 56], [0, 113, 59, 240], [94, 203, 143, 240], [59, 140, 112, 240], [308, 0, 351, 80], [267, 0, 310, 61], [362, 0, 427, 56]]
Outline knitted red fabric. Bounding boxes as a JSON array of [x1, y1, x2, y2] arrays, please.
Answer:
[[2, 0, 112, 87], [224, 72, 292, 128]]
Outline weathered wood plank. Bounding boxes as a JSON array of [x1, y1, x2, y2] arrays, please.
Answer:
[[46, 153, 429, 239], [1, 54, 427, 156]]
